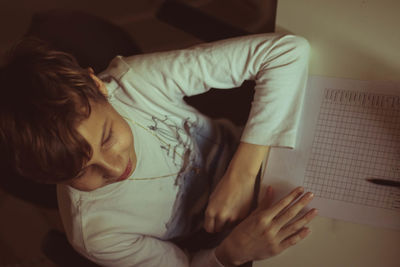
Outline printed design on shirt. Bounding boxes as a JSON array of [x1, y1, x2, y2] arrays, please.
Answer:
[[163, 121, 239, 241], [146, 115, 197, 173]]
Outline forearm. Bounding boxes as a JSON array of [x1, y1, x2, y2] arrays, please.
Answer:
[[226, 142, 270, 182], [204, 142, 270, 233]]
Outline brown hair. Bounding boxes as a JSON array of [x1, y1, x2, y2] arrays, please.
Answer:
[[0, 37, 107, 183]]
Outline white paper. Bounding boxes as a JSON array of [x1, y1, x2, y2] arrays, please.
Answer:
[[262, 76, 400, 230]]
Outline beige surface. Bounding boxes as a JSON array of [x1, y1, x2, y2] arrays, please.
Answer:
[[255, 216, 400, 267], [275, 0, 400, 81], [255, 1, 400, 266]]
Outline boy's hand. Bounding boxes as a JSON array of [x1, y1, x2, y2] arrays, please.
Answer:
[[204, 142, 269, 233], [215, 186, 318, 266], [204, 170, 255, 233]]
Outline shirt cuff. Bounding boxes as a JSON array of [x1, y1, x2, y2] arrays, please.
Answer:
[[191, 248, 225, 267]]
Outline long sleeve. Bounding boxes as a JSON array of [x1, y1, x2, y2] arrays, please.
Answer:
[[113, 33, 310, 148], [81, 232, 224, 267]]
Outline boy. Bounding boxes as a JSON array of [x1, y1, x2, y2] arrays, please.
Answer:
[[0, 33, 317, 266]]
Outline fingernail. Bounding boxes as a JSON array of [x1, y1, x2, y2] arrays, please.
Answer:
[[295, 187, 304, 196], [306, 192, 314, 199], [311, 209, 318, 216]]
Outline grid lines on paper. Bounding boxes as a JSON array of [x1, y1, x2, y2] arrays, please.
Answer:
[[303, 88, 400, 211]]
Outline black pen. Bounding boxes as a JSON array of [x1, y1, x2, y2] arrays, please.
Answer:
[[366, 178, 400, 188]]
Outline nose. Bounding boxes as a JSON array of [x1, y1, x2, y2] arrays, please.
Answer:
[[94, 151, 125, 179]]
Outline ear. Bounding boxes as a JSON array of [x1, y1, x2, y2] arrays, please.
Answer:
[[88, 69, 108, 97]]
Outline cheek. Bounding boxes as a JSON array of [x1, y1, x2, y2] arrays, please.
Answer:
[[117, 119, 134, 149]]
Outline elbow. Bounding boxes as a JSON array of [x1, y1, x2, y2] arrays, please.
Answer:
[[287, 35, 311, 62]]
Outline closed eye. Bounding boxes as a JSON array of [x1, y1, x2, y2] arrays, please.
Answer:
[[103, 128, 113, 145], [75, 167, 87, 179]]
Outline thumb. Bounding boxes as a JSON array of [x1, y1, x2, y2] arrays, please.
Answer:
[[256, 185, 274, 211]]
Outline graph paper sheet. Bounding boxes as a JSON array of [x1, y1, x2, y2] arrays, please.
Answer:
[[262, 76, 400, 230]]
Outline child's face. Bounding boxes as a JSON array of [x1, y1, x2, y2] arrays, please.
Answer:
[[64, 80, 136, 191]]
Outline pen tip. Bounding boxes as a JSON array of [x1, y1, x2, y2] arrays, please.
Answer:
[[365, 178, 377, 184]]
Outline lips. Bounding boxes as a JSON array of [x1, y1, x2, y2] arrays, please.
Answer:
[[116, 160, 132, 182]]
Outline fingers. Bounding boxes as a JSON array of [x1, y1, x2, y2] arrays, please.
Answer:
[[204, 213, 215, 233], [280, 227, 311, 250], [277, 208, 318, 241], [204, 209, 229, 233], [214, 217, 227, 233], [257, 187, 316, 247], [205, 210, 234, 233], [216, 187, 316, 262], [273, 191, 314, 229], [264, 187, 304, 218]]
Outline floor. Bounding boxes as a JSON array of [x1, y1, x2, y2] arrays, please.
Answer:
[[0, 1, 275, 266]]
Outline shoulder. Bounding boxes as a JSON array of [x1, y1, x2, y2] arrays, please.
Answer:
[[99, 55, 131, 82]]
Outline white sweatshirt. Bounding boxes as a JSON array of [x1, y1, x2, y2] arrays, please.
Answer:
[[57, 33, 310, 267]]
